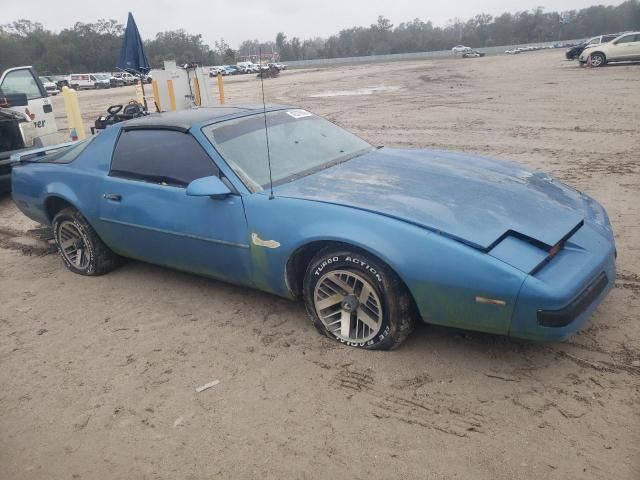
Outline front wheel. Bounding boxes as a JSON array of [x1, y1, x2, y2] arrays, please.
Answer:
[[590, 53, 606, 67], [52, 207, 119, 276], [303, 248, 415, 350]]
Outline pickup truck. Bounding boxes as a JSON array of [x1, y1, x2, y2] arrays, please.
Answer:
[[0, 66, 59, 193]]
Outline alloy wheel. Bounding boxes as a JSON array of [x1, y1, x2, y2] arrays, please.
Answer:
[[313, 270, 383, 342], [57, 221, 90, 269]]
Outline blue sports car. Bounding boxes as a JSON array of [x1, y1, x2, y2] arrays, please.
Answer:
[[10, 106, 616, 349]]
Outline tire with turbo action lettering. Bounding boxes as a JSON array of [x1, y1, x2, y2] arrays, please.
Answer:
[[52, 207, 119, 276], [303, 247, 415, 350]]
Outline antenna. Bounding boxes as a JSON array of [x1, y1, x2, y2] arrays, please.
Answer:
[[259, 47, 275, 200]]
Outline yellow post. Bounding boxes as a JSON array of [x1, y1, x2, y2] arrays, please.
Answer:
[[151, 80, 161, 111], [217, 74, 225, 105], [167, 79, 177, 111], [61, 86, 86, 141], [193, 77, 201, 106]]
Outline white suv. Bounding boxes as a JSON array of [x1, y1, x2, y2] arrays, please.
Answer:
[[579, 31, 640, 66]]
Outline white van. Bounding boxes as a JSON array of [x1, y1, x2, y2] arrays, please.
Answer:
[[0, 66, 59, 146], [68, 73, 109, 90]]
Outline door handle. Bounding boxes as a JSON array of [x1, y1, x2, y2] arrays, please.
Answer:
[[103, 193, 122, 202]]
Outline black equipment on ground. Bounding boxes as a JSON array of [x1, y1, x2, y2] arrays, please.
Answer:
[[94, 101, 145, 131]]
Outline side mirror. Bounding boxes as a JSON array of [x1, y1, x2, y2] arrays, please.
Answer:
[[186, 176, 231, 199]]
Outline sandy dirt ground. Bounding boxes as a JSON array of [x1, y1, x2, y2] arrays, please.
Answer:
[[1, 50, 639, 480]]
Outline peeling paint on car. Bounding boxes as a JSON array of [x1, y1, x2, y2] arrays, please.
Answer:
[[251, 233, 281, 249]]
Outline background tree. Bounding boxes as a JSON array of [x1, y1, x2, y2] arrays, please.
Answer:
[[1, 1, 639, 72]]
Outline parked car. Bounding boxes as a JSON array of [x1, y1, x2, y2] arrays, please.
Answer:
[[505, 49, 520, 54], [112, 72, 137, 85], [93, 74, 112, 89], [0, 66, 59, 192], [68, 73, 109, 90], [49, 75, 69, 90], [566, 34, 619, 60], [99, 73, 124, 88], [39, 76, 60, 95], [209, 66, 225, 77], [10, 106, 616, 349], [451, 45, 471, 53], [0, 105, 37, 192], [236, 62, 259, 74], [579, 31, 640, 66], [462, 50, 485, 58], [223, 65, 241, 75]]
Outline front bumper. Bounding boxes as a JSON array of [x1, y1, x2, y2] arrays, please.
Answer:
[[578, 50, 593, 62], [509, 222, 616, 341]]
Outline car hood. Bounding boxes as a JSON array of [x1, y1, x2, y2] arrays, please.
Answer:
[[274, 148, 585, 250]]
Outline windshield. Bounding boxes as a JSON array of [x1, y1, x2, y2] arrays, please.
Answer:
[[203, 109, 372, 191]]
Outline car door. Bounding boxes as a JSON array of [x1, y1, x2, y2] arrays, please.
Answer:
[[0, 66, 58, 146], [609, 34, 640, 60], [98, 127, 253, 286], [620, 33, 640, 59]]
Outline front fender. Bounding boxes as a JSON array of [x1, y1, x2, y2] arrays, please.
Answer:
[[243, 194, 526, 335]]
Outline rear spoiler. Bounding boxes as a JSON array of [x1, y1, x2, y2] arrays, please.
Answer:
[[6, 141, 78, 165]]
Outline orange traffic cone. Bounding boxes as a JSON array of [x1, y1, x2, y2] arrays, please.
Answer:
[[586, 54, 592, 68]]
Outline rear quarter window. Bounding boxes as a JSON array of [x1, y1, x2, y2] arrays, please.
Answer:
[[22, 139, 93, 164]]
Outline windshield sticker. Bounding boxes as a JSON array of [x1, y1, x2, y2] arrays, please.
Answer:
[[286, 109, 312, 119]]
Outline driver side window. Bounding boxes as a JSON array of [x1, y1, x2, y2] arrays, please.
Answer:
[[1, 68, 44, 100], [110, 129, 219, 187]]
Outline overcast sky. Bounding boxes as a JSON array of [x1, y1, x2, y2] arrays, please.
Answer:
[[1, 0, 623, 47]]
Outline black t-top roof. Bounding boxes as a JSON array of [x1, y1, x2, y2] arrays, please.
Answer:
[[123, 105, 290, 132]]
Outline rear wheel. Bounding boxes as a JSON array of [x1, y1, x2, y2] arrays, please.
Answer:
[[590, 53, 606, 67], [303, 247, 415, 350], [52, 207, 119, 276]]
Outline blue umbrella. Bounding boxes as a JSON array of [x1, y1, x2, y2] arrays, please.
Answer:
[[117, 13, 150, 75], [117, 13, 150, 109]]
